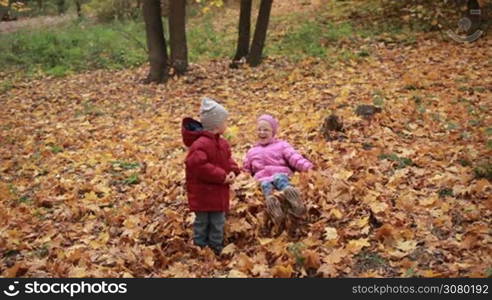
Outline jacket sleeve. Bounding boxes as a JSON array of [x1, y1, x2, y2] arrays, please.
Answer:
[[186, 147, 227, 184], [242, 150, 254, 175], [282, 142, 313, 172], [226, 143, 241, 175]]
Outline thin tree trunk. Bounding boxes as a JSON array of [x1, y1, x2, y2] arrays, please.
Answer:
[[169, 0, 188, 75], [247, 0, 273, 67], [57, 0, 65, 15], [143, 0, 169, 83], [75, 0, 82, 18], [233, 0, 252, 62], [1, 0, 13, 20]]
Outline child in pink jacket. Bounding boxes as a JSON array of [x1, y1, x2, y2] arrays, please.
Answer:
[[243, 114, 313, 226]]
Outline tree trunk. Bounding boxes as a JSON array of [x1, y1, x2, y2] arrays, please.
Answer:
[[169, 0, 188, 75], [57, 0, 65, 15], [233, 0, 252, 63], [1, 0, 12, 20], [37, 0, 43, 11], [143, 0, 169, 83], [75, 0, 82, 18], [247, 0, 273, 67]]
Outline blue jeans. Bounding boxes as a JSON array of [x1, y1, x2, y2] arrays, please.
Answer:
[[193, 212, 225, 251], [261, 174, 291, 197]]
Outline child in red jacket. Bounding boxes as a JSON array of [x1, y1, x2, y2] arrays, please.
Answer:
[[182, 97, 240, 255]]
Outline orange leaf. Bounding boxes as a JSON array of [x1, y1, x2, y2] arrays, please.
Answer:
[[271, 264, 293, 278]]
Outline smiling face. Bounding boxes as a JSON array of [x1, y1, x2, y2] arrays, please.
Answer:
[[257, 120, 274, 144]]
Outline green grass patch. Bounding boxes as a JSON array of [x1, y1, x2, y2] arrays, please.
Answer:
[[15, 195, 32, 205], [287, 242, 307, 268], [372, 90, 385, 107], [111, 160, 140, 170], [438, 188, 453, 198], [378, 153, 414, 169], [0, 19, 147, 78], [75, 101, 104, 117], [270, 20, 357, 60], [49, 145, 64, 154], [474, 161, 492, 180], [354, 251, 387, 270], [0, 79, 14, 95], [123, 173, 140, 185], [188, 14, 233, 61]]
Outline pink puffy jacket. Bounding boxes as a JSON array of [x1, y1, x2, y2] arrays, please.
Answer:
[[243, 139, 313, 182]]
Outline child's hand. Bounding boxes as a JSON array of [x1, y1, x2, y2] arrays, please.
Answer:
[[224, 172, 236, 184]]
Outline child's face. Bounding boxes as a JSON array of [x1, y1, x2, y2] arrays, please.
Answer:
[[257, 120, 273, 144], [216, 118, 228, 134]]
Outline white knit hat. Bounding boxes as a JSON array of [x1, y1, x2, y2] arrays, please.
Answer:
[[200, 97, 229, 130]]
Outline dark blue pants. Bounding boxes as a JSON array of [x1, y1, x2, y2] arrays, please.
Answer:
[[260, 173, 291, 197], [193, 211, 225, 251]]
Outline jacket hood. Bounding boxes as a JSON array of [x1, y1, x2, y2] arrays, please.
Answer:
[[182, 118, 204, 147]]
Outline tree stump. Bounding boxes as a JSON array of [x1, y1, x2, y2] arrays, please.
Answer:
[[321, 114, 344, 141], [355, 105, 381, 119]]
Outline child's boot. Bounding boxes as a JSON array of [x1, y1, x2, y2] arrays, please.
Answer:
[[282, 186, 306, 218], [265, 194, 285, 226]]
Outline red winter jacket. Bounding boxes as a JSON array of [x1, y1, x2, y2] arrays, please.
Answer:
[[182, 118, 240, 212]]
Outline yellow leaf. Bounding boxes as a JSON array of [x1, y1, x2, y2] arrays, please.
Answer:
[[228, 269, 248, 278], [420, 270, 442, 278], [222, 243, 237, 255], [323, 227, 338, 241], [69, 267, 88, 277], [350, 216, 369, 229], [142, 248, 154, 267], [229, 219, 252, 233], [224, 125, 239, 141], [123, 215, 140, 229], [329, 208, 343, 220], [336, 86, 350, 104], [323, 248, 347, 264], [251, 264, 269, 276], [346, 238, 370, 253], [89, 231, 110, 249], [83, 191, 98, 202], [333, 169, 353, 180], [318, 263, 338, 277], [395, 240, 417, 253], [419, 195, 437, 206], [257, 238, 274, 246], [370, 201, 388, 214]]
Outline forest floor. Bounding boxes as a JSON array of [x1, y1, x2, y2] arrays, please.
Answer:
[[0, 0, 491, 278]]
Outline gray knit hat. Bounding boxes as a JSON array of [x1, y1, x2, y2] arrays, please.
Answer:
[[200, 97, 229, 131]]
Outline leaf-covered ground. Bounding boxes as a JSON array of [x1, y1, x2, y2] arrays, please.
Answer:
[[1, 33, 491, 277]]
